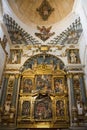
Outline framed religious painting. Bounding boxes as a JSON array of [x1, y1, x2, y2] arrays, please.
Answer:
[[21, 100, 30, 118], [35, 74, 52, 91], [56, 100, 65, 117], [54, 77, 65, 93], [18, 100, 31, 120], [55, 97, 69, 121], [34, 94, 53, 121], [21, 78, 33, 93]]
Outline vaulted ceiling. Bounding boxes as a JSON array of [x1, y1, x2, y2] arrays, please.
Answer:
[[7, 0, 74, 25]]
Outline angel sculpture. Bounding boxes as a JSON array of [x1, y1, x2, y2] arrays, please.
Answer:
[[35, 26, 55, 41]]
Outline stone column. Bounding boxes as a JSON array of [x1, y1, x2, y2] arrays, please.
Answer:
[[68, 74, 77, 125], [0, 74, 9, 108], [79, 74, 86, 104], [11, 75, 19, 110], [69, 74, 76, 108], [67, 76, 72, 126]]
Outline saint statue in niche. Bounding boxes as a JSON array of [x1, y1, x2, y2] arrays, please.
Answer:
[[12, 51, 19, 64], [33, 59, 38, 69], [77, 101, 84, 115], [70, 50, 77, 63], [76, 95, 84, 115], [11, 49, 21, 64]]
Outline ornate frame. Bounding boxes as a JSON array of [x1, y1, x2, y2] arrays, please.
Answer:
[[17, 63, 69, 128]]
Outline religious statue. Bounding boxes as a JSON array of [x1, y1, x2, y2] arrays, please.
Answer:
[[4, 101, 11, 114], [77, 101, 83, 115], [57, 63, 60, 70], [0, 35, 7, 49], [11, 50, 21, 64], [33, 59, 38, 69], [12, 51, 18, 63], [50, 60, 54, 70], [2, 35, 7, 49], [70, 50, 77, 63]]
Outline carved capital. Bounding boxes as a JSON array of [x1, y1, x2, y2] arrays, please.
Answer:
[[5, 74, 10, 78], [15, 74, 19, 78], [68, 74, 73, 78], [78, 73, 83, 78]]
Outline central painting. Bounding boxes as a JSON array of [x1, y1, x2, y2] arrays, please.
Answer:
[[35, 74, 52, 91], [34, 94, 52, 120]]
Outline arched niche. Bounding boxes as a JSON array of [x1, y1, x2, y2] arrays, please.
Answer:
[[20, 54, 65, 72]]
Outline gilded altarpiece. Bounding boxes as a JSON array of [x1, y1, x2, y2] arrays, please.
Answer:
[[0, 53, 87, 129], [17, 63, 69, 128]]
